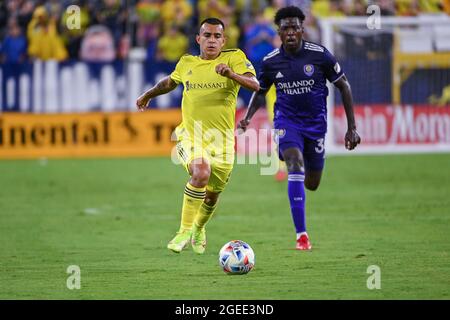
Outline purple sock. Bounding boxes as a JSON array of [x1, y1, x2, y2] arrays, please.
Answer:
[[287, 172, 306, 234]]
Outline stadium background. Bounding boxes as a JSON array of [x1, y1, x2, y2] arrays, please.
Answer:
[[1, 0, 450, 300], [1, 0, 450, 157]]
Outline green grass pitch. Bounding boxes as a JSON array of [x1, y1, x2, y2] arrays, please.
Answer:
[[0, 154, 449, 299]]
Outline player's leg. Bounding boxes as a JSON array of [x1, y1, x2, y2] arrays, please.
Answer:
[[182, 157, 211, 229], [191, 163, 232, 254], [191, 190, 220, 254], [281, 146, 311, 249], [195, 190, 220, 228], [302, 136, 326, 191], [304, 170, 323, 191], [168, 136, 211, 253], [276, 124, 312, 250]]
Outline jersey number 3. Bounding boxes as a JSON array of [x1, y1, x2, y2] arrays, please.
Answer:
[[315, 138, 324, 153]]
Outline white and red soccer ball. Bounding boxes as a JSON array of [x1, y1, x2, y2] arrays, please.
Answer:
[[219, 240, 255, 275]]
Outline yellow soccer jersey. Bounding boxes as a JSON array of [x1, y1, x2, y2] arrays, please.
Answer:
[[266, 85, 277, 123], [170, 49, 256, 158]]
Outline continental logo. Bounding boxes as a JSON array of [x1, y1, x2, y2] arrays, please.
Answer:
[[185, 81, 227, 91], [0, 111, 182, 158], [0, 117, 120, 147]]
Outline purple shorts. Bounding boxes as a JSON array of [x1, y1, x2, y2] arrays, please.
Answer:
[[274, 124, 326, 172]]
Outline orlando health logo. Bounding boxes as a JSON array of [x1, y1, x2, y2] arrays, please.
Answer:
[[277, 80, 315, 95]]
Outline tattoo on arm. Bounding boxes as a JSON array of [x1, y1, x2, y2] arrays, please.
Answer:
[[145, 76, 178, 99]]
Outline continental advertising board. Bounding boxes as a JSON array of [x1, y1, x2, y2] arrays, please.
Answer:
[[0, 110, 181, 159], [1, 105, 449, 159]]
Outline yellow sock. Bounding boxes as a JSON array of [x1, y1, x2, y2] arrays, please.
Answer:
[[179, 182, 206, 231], [194, 202, 217, 229]]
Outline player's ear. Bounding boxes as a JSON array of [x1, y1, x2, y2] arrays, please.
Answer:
[[196, 33, 200, 45]]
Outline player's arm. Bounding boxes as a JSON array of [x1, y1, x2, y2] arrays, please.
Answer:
[[237, 88, 269, 132], [215, 65, 260, 92], [334, 75, 361, 150], [136, 76, 178, 111]]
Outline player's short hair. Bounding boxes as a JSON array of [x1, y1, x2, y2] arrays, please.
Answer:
[[274, 6, 306, 26], [199, 18, 225, 32]]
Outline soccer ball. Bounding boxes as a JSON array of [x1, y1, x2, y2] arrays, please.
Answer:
[[218, 240, 255, 275]]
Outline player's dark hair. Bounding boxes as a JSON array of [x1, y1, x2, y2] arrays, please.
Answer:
[[274, 6, 306, 26], [199, 18, 225, 32]]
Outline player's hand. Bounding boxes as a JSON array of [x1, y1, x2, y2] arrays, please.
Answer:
[[136, 94, 151, 112], [345, 128, 361, 150], [215, 63, 233, 78], [237, 119, 250, 134]]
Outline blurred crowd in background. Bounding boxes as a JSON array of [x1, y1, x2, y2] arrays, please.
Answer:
[[1, 0, 450, 67]]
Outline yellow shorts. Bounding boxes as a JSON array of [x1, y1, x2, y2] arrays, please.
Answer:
[[175, 131, 234, 194]]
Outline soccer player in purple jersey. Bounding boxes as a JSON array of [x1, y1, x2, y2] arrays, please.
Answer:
[[238, 6, 361, 250]]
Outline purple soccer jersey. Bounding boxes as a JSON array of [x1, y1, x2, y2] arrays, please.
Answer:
[[258, 41, 344, 169], [259, 41, 344, 139]]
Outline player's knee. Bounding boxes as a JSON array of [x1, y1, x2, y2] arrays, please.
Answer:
[[285, 158, 304, 173], [191, 170, 210, 187], [283, 150, 304, 173], [190, 163, 210, 187]]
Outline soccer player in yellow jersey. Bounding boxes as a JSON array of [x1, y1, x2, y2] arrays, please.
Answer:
[[136, 18, 259, 254]]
